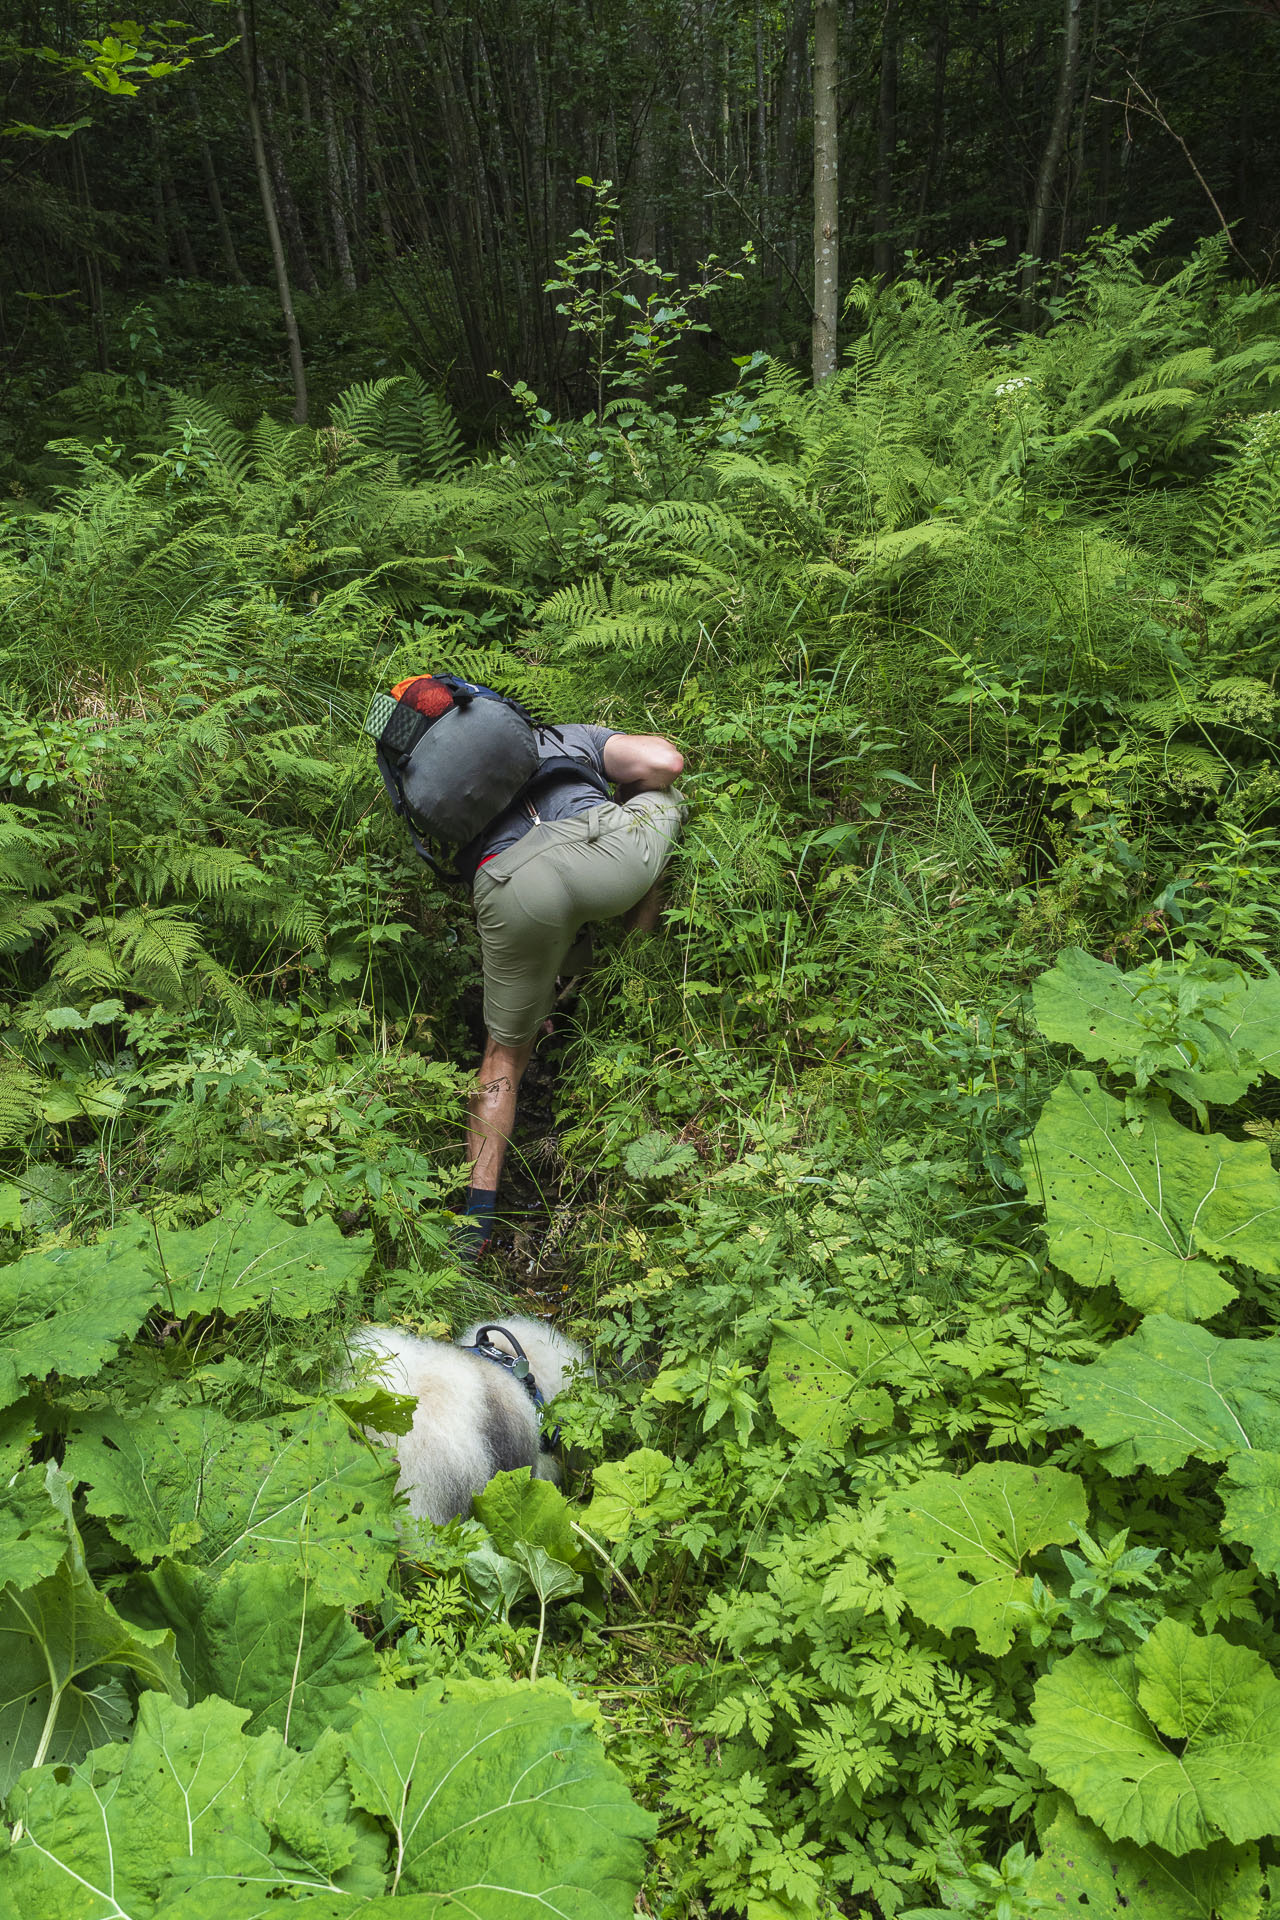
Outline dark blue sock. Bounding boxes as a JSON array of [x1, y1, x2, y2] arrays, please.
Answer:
[[456, 1187, 498, 1256]]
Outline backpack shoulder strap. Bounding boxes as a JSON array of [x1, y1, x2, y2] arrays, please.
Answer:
[[376, 746, 462, 884]]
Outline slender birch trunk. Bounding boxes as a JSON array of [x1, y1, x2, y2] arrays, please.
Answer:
[[1021, 0, 1083, 311], [236, 6, 308, 422], [321, 72, 357, 292], [873, 0, 899, 280], [188, 80, 246, 282], [812, 0, 838, 384]]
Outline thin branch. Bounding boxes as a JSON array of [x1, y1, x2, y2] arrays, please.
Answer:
[[687, 125, 816, 320], [1093, 70, 1255, 276]]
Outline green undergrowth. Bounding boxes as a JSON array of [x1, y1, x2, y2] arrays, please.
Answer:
[[2, 228, 1280, 1918]]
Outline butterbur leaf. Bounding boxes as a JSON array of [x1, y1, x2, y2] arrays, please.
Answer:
[[0, 1400, 36, 1476], [0, 1222, 159, 1410], [473, 1466, 591, 1573], [1035, 1805, 1264, 1919], [344, 1678, 655, 1911], [1047, 1314, 1280, 1473], [0, 1464, 182, 1797], [65, 1401, 399, 1602], [1219, 1450, 1280, 1577], [0, 1460, 71, 1590], [1030, 947, 1279, 1098], [509, 1539, 584, 1608], [1029, 1072, 1280, 1319], [880, 1462, 1087, 1654], [64, 1403, 219, 1562], [151, 1202, 373, 1320], [2, 1693, 368, 1914], [1028, 1618, 1280, 1853], [132, 1559, 379, 1747], [767, 1312, 921, 1448]]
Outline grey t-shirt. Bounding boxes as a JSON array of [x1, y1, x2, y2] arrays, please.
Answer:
[[476, 723, 617, 867]]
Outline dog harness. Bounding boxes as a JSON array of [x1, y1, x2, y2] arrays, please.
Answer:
[[465, 1324, 559, 1453]]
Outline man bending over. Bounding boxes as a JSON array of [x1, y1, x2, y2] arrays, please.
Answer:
[[460, 722, 686, 1254]]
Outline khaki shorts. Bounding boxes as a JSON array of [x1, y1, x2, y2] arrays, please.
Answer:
[[473, 791, 687, 1045]]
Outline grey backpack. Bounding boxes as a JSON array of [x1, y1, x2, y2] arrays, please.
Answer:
[[367, 674, 608, 881]]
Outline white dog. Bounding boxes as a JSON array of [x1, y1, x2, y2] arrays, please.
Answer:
[[347, 1316, 584, 1524]]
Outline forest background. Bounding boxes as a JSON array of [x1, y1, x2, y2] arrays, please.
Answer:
[[3, 2, 1280, 1919]]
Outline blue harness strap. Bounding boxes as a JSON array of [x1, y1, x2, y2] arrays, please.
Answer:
[[465, 1324, 560, 1452]]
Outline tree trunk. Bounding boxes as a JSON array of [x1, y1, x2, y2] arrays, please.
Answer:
[[755, 4, 769, 232], [149, 118, 170, 274], [1021, 0, 1083, 309], [873, 0, 898, 280], [236, 6, 308, 422], [257, 55, 319, 294], [160, 143, 199, 279], [778, 0, 811, 286], [189, 80, 246, 282], [914, 3, 948, 248], [321, 71, 357, 292], [812, 0, 838, 383]]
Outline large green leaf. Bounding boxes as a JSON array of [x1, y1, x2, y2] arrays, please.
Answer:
[[2, 1692, 382, 1914], [0, 1223, 159, 1410], [0, 1464, 182, 1798], [0, 1459, 72, 1590], [132, 1558, 380, 1747], [1046, 1314, 1280, 1474], [5, 1675, 654, 1917], [1028, 1071, 1280, 1319], [1028, 1618, 1280, 1853], [1219, 1448, 1280, 1577], [65, 1401, 400, 1603], [150, 1202, 373, 1321], [766, 1311, 926, 1448], [1030, 948, 1280, 1099], [879, 1462, 1087, 1655], [1034, 1805, 1263, 1919], [473, 1466, 592, 1573], [581, 1448, 687, 1542], [344, 1678, 655, 1912]]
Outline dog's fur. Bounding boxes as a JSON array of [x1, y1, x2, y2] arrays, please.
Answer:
[[348, 1316, 584, 1524]]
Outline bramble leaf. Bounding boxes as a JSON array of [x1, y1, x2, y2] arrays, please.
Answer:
[[1046, 1314, 1280, 1473], [1028, 1618, 1280, 1853], [65, 1401, 400, 1602], [0, 1222, 159, 1409], [1029, 1071, 1280, 1318], [1219, 1449, 1280, 1577], [880, 1462, 1087, 1654], [344, 1678, 655, 1910], [1035, 1804, 1263, 1919]]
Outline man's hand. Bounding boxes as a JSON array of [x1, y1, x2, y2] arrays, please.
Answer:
[[603, 732, 684, 797]]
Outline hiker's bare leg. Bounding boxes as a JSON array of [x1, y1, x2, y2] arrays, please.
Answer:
[[466, 1035, 533, 1193]]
